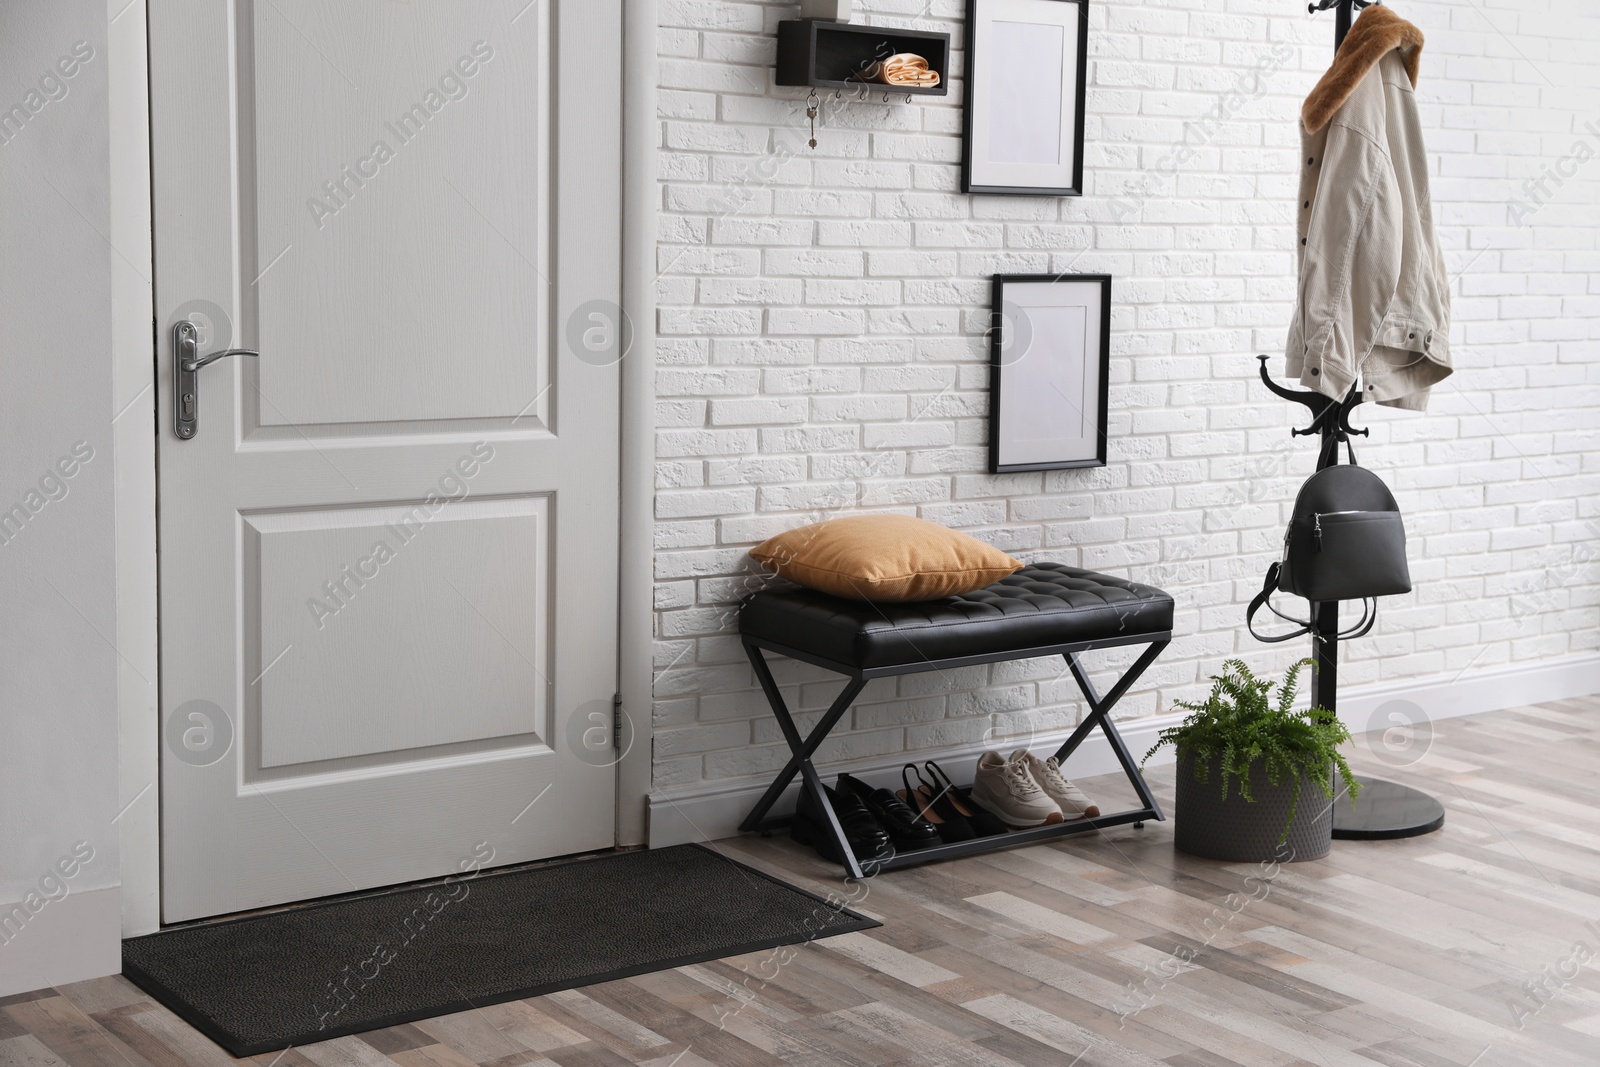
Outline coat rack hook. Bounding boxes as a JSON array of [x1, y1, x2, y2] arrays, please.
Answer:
[[1337, 392, 1370, 440], [1257, 355, 1333, 434], [1255, 356, 1367, 443], [1308, 0, 1377, 49]]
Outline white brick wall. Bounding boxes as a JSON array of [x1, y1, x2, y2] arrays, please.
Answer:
[[650, 0, 1600, 791]]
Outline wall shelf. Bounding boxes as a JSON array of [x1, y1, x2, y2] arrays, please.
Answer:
[[775, 20, 950, 97]]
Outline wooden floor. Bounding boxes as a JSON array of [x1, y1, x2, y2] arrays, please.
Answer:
[[5, 697, 1600, 1067]]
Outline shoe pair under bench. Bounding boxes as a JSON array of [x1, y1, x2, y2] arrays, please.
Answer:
[[971, 748, 1100, 828], [792, 771, 939, 863], [791, 750, 1099, 863]]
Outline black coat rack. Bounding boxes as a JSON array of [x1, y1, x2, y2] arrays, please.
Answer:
[[1255, 0, 1444, 838], [1311, 0, 1371, 47]]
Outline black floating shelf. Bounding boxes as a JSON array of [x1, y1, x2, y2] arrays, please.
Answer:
[[776, 19, 950, 97]]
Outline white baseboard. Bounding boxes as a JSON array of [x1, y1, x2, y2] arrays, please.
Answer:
[[0, 886, 121, 998], [1332, 652, 1600, 729], [647, 652, 1600, 847]]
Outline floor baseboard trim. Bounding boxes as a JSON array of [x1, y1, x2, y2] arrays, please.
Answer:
[[0, 885, 121, 998], [647, 652, 1600, 848], [1332, 651, 1600, 729]]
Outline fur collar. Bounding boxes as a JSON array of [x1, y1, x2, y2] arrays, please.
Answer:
[[1302, 5, 1424, 132]]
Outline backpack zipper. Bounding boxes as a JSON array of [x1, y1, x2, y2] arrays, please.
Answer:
[[1314, 510, 1370, 551]]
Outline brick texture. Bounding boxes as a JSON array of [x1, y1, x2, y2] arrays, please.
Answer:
[[650, 0, 1600, 790]]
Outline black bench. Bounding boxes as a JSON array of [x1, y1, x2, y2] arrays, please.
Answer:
[[738, 562, 1176, 877]]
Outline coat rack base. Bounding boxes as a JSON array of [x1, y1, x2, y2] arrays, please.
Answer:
[[1331, 774, 1445, 839]]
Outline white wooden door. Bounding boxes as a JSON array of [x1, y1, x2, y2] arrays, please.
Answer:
[[150, 1, 622, 922]]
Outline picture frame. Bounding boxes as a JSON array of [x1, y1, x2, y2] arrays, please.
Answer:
[[988, 273, 1110, 472], [962, 0, 1089, 196]]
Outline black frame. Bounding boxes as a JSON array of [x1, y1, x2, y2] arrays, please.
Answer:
[[961, 0, 1090, 196], [737, 630, 1170, 880], [988, 272, 1112, 473]]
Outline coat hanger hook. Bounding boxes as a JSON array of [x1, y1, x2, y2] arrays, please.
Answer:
[[1257, 355, 1335, 435]]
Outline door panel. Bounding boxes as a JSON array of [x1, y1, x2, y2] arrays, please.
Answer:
[[151, 0, 620, 921], [249, 7, 546, 428], [247, 496, 549, 770]]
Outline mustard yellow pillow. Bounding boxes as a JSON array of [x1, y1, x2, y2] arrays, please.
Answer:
[[750, 515, 1024, 602]]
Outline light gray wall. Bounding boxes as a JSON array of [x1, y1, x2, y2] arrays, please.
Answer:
[[0, 1, 121, 993]]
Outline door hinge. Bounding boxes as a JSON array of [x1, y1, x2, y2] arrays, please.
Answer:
[[612, 693, 623, 751]]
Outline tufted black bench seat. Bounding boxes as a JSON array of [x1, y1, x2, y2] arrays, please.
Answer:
[[738, 563, 1175, 877], [740, 562, 1173, 673]]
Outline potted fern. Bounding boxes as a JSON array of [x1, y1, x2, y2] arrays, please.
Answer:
[[1144, 659, 1358, 862]]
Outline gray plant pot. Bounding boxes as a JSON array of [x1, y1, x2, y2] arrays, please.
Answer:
[[1173, 752, 1333, 862]]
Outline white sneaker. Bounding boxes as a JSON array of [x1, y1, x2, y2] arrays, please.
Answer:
[[1012, 749, 1100, 820], [970, 751, 1063, 829]]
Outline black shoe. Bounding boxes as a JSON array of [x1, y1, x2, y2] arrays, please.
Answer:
[[898, 764, 975, 843], [838, 773, 941, 851], [792, 781, 891, 863], [923, 760, 1010, 837]]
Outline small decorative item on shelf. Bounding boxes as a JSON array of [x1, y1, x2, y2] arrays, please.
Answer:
[[865, 53, 940, 88], [800, 0, 854, 20], [1143, 659, 1360, 862]]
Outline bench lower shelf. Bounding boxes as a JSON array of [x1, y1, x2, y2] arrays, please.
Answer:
[[752, 802, 1163, 872], [738, 632, 1174, 879]]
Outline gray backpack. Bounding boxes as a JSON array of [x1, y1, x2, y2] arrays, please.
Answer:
[[1247, 462, 1411, 642]]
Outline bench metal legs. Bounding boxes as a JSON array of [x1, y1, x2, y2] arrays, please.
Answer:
[[1049, 641, 1169, 820], [739, 636, 1171, 878], [738, 644, 868, 877]]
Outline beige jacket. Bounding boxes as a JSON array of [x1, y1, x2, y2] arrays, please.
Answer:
[[1287, 6, 1451, 411]]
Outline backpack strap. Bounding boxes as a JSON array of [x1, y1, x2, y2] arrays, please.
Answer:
[[1340, 598, 1378, 640], [1247, 578, 1381, 645], [1246, 563, 1313, 643]]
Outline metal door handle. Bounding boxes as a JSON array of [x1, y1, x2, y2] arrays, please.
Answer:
[[173, 319, 258, 439]]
